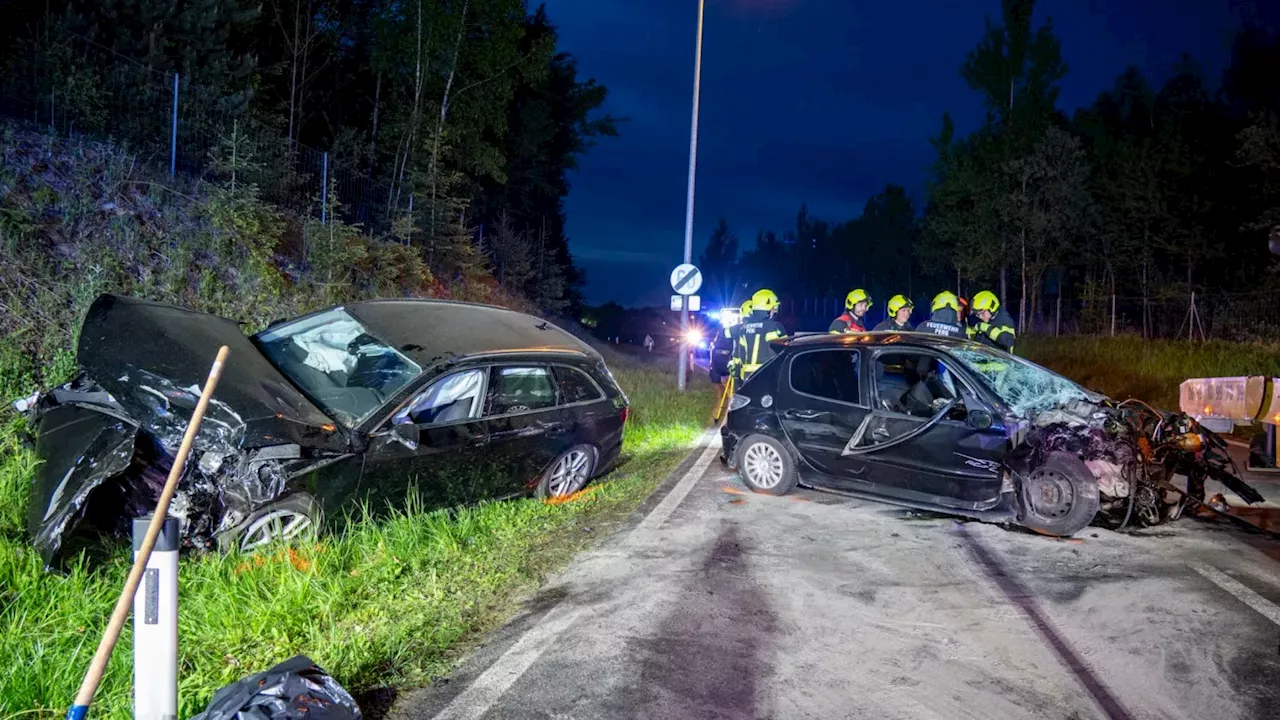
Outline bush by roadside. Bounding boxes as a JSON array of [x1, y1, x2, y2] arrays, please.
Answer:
[[1020, 335, 1280, 411], [0, 349, 718, 718], [0, 125, 533, 376]]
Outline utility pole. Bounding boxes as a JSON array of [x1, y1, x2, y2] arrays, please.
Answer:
[[677, 0, 706, 392]]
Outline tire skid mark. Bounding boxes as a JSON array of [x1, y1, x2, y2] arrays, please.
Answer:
[[957, 524, 1135, 720]]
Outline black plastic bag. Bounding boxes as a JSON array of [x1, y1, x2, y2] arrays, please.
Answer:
[[190, 655, 361, 720]]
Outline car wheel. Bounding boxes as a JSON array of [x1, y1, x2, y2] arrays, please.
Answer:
[[1017, 452, 1100, 536], [736, 434, 798, 496], [537, 445, 598, 499], [221, 493, 321, 552]]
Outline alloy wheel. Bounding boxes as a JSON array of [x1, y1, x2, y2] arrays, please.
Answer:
[[239, 509, 314, 551], [742, 441, 784, 489], [548, 449, 592, 497]]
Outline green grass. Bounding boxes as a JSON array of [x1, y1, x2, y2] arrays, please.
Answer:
[[1020, 335, 1280, 410], [0, 353, 718, 719]]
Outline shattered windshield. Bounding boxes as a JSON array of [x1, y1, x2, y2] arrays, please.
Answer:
[[255, 308, 422, 427], [951, 346, 1092, 418]]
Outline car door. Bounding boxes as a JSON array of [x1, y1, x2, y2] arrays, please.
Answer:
[[359, 367, 492, 514], [551, 364, 619, 456], [775, 348, 876, 488], [477, 364, 571, 497], [847, 349, 1006, 510]]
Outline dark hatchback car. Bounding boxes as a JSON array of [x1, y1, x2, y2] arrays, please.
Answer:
[[722, 332, 1108, 536], [23, 295, 628, 565]]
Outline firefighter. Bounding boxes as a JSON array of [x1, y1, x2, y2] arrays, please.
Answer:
[[829, 289, 872, 334], [723, 299, 752, 380], [970, 290, 1017, 352], [735, 288, 787, 381], [873, 294, 914, 331], [918, 291, 966, 338]]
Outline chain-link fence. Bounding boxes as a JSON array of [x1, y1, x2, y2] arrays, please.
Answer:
[[0, 32, 398, 231], [1027, 291, 1280, 343]]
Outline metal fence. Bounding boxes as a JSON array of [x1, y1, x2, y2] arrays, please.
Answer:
[[781, 290, 1280, 343], [0, 32, 398, 231]]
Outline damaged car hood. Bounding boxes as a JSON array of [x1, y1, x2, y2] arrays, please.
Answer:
[[78, 295, 347, 453]]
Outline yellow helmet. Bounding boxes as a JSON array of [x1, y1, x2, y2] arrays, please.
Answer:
[[931, 291, 959, 313], [739, 299, 753, 316], [887, 294, 913, 315], [845, 289, 872, 310], [751, 288, 779, 312], [973, 290, 1000, 313]]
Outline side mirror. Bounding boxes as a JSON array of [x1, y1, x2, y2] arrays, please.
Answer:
[[967, 409, 993, 430], [391, 422, 420, 450]]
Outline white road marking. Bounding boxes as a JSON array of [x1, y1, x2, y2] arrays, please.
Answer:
[[1190, 563, 1280, 626], [632, 430, 722, 536], [432, 605, 587, 720], [431, 429, 722, 719]]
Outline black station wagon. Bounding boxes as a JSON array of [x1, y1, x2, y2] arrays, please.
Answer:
[[23, 295, 628, 565]]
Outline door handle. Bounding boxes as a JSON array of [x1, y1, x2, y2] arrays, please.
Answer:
[[784, 409, 823, 420]]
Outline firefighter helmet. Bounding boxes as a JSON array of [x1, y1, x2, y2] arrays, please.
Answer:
[[931, 291, 960, 313], [845, 289, 872, 310], [751, 288, 779, 312], [887, 294, 913, 315], [972, 290, 1000, 313]]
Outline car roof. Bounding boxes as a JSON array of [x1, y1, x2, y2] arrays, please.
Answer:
[[273, 298, 599, 366], [779, 331, 990, 352]]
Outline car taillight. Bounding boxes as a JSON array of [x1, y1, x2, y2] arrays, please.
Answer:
[[620, 405, 631, 424]]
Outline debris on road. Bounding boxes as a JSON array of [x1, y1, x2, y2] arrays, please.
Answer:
[[190, 655, 362, 720]]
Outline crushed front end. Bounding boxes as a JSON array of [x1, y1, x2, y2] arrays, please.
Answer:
[[1007, 398, 1266, 532], [19, 294, 356, 568]]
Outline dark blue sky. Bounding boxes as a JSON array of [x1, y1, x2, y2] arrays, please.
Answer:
[[541, 0, 1259, 307]]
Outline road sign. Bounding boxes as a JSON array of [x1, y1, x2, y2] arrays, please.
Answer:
[[670, 263, 702, 295], [670, 295, 700, 311]]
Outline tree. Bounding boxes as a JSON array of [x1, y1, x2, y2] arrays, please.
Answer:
[[947, 0, 1067, 301], [698, 217, 739, 306], [1000, 126, 1091, 327], [961, 0, 1066, 139]]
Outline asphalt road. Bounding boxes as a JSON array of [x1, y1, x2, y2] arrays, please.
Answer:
[[390, 433, 1280, 720]]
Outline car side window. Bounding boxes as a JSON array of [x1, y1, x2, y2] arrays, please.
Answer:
[[790, 350, 861, 405], [874, 352, 959, 418], [392, 368, 485, 426], [553, 366, 603, 405], [485, 366, 558, 416]]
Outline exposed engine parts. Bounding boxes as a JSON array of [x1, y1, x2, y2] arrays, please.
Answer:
[[1011, 397, 1267, 533]]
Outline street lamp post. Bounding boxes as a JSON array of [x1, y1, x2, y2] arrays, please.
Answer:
[[677, 0, 706, 392]]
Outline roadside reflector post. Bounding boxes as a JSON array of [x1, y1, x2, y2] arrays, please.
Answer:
[[133, 515, 180, 720]]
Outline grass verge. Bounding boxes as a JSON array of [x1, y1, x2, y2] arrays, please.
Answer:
[[1020, 335, 1280, 410], [0, 352, 718, 719]]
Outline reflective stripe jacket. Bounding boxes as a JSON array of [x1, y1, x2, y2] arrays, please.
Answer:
[[828, 312, 867, 334], [970, 308, 1017, 352], [735, 311, 787, 376]]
